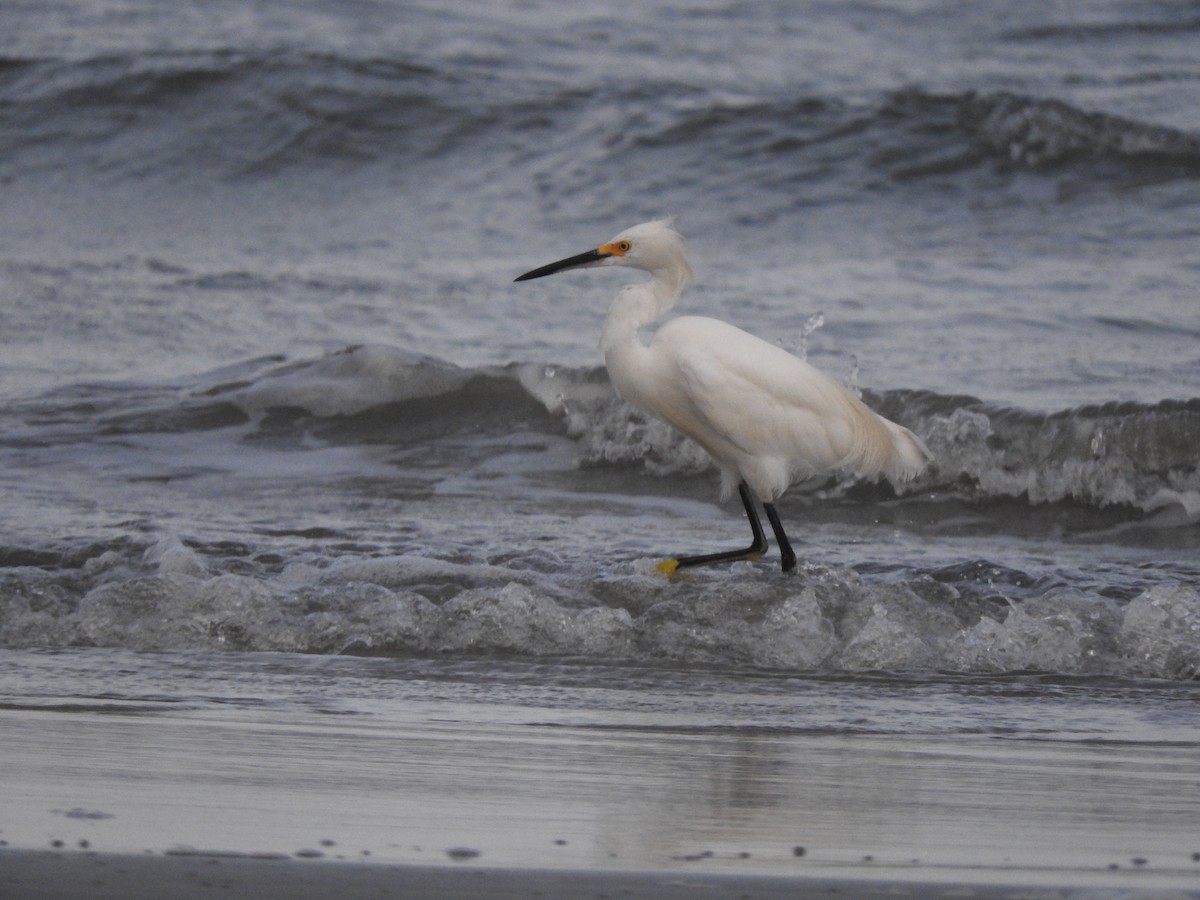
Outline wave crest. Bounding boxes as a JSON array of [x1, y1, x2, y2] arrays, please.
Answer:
[[6, 43, 1199, 190], [958, 91, 1200, 169], [205, 349, 1200, 522], [903, 393, 1200, 521]]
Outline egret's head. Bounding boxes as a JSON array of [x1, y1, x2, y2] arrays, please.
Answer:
[[514, 217, 692, 284]]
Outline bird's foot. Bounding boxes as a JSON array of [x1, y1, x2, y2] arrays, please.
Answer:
[[656, 558, 680, 576]]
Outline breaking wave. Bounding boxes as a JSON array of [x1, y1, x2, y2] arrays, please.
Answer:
[[3, 532, 1198, 679], [210, 347, 1200, 523], [12, 344, 1196, 524]]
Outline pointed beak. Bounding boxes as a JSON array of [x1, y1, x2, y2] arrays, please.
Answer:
[[514, 247, 610, 282]]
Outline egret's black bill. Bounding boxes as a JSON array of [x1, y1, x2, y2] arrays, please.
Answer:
[[514, 248, 609, 282]]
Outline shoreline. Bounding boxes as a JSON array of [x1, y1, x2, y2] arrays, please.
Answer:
[[4, 653, 1199, 898], [3, 850, 1193, 900]]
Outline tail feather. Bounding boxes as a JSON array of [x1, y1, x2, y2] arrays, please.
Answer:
[[883, 419, 931, 483], [841, 391, 931, 485]]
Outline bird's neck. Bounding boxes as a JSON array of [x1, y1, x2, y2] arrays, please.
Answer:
[[599, 268, 685, 357]]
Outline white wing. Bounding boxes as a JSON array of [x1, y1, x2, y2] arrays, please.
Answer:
[[647, 317, 926, 498]]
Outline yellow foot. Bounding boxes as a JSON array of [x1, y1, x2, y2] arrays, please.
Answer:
[[656, 558, 680, 576]]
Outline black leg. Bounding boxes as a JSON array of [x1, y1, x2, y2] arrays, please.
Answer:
[[763, 501, 796, 572], [657, 482, 770, 575]]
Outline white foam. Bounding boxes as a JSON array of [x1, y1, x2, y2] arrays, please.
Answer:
[[1118, 584, 1200, 680], [143, 533, 208, 577], [3, 537, 1197, 678]]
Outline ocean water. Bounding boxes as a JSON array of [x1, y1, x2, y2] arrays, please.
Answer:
[[2, 0, 1197, 676], [3, 0, 1200, 884]]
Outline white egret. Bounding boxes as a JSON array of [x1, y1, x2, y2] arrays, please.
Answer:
[[515, 218, 929, 574]]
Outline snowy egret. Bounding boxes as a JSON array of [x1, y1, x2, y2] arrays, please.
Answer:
[[515, 218, 929, 574]]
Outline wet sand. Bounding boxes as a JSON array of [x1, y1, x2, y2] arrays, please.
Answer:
[[3, 651, 1199, 898], [3, 850, 1193, 900]]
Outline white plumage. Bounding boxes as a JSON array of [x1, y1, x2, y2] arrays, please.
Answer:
[[516, 218, 929, 573]]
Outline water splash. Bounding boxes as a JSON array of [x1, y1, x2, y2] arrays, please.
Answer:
[[845, 352, 862, 399], [783, 311, 826, 360]]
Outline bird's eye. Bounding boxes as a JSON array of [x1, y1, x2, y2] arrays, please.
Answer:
[[617, 240, 632, 253]]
